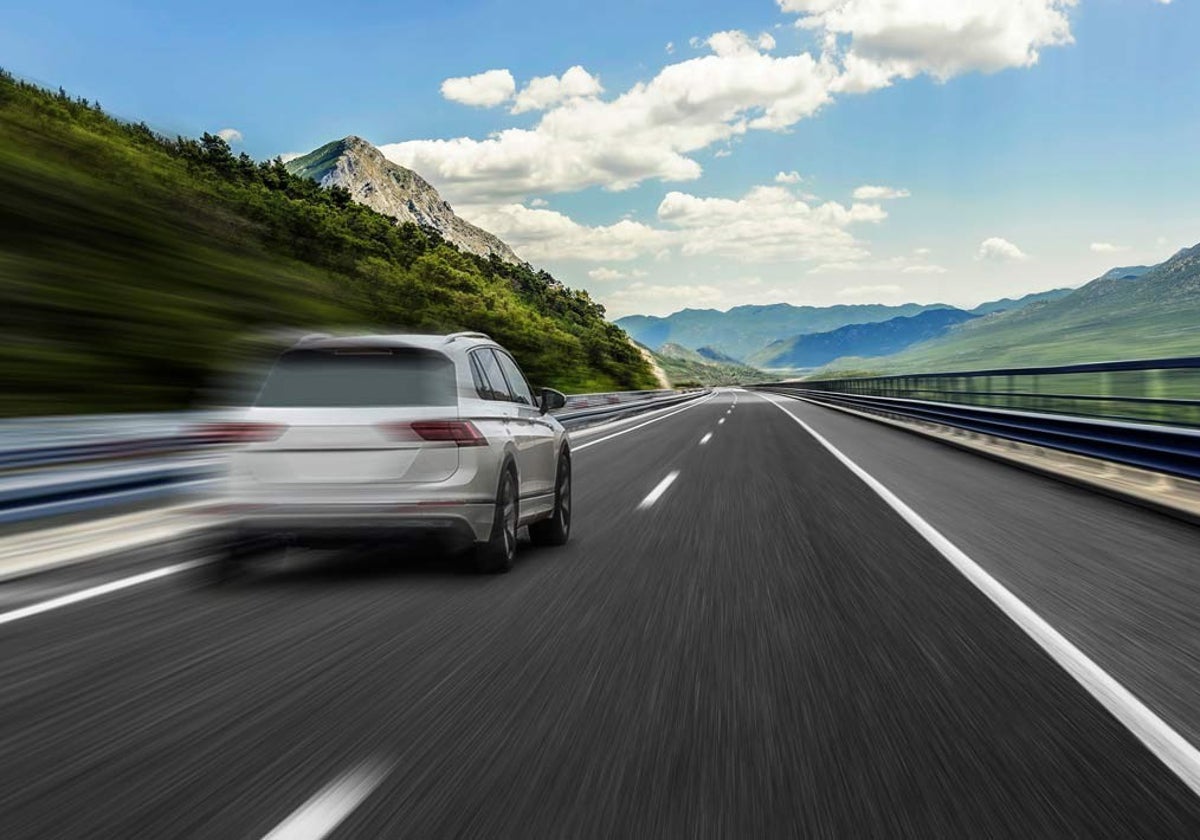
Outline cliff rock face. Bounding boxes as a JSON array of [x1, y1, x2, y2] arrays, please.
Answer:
[[286, 136, 522, 264]]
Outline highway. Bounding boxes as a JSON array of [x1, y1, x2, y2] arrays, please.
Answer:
[[1, 389, 1199, 838]]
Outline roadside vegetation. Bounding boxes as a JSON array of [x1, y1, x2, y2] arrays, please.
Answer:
[[652, 344, 765, 387], [0, 70, 656, 416]]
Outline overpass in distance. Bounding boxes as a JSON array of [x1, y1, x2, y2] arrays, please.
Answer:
[[1, 387, 1199, 837]]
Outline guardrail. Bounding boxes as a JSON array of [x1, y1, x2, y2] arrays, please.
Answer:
[[756, 384, 1200, 483], [784, 356, 1200, 429], [0, 390, 707, 526]]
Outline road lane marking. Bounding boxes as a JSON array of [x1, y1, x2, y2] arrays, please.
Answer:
[[718, 418, 725, 425], [0, 562, 199, 628], [700, 433, 713, 445], [638, 471, 680, 509], [760, 392, 1200, 797], [574, 393, 715, 452], [262, 759, 393, 840]]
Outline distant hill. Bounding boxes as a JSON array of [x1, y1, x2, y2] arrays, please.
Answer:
[[750, 308, 979, 369], [616, 302, 954, 361], [970, 288, 1073, 316], [286, 136, 521, 264], [1098, 265, 1153, 281], [815, 247, 1200, 375], [653, 343, 764, 386], [695, 346, 743, 364]]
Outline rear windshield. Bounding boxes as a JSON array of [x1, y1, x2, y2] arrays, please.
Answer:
[[255, 348, 456, 407]]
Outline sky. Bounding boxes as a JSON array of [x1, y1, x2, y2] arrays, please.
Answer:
[[2, 0, 1198, 318]]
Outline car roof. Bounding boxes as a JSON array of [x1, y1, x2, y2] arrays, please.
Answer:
[[289, 333, 498, 353]]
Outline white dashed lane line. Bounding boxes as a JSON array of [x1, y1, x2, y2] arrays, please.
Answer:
[[700, 432, 713, 445], [0, 562, 199, 629], [638, 471, 680, 510], [261, 759, 393, 840]]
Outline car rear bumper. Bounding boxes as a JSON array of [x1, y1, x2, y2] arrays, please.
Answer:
[[202, 501, 496, 544]]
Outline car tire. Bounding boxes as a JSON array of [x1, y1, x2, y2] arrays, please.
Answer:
[[529, 450, 570, 547], [474, 466, 518, 574]]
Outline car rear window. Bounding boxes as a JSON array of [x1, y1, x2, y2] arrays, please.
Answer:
[[255, 348, 456, 407]]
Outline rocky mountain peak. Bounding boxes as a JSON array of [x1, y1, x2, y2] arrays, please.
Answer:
[[285, 136, 522, 265]]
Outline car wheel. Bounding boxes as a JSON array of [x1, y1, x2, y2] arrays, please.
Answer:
[[475, 466, 518, 574], [529, 450, 570, 546]]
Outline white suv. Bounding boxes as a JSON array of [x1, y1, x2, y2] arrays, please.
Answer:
[[206, 332, 571, 576]]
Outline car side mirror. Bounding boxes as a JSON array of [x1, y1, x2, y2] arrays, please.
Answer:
[[539, 387, 567, 414]]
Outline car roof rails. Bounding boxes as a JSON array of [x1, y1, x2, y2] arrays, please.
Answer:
[[444, 331, 491, 343]]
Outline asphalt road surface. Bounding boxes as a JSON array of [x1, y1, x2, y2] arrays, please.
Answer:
[[2, 389, 1199, 838]]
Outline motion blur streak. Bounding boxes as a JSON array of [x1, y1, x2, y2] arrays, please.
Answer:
[[0, 561, 197, 627], [762, 393, 1200, 796], [262, 759, 393, 840], [1, 391, 1199, 837]]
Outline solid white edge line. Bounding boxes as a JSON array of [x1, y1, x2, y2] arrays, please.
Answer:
[[262, 759, 393, 840], [573, 393, 715, 452], [0, 561, 200, 628], [638, 470, 680, 510], [699, 432, 713, 445], [759, 392, 1200, 796]]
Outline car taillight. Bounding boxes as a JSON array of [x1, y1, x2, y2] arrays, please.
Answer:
[[381, 420, 487, 446], [193, 422, 287, 444]]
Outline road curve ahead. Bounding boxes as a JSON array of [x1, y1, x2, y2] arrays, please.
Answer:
[[1, 389, 1199, 838]]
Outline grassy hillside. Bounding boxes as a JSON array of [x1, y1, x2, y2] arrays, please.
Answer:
[[816, 246, 1200, 376], [653, 343, 764, 386], [0, 70, 655, 416]]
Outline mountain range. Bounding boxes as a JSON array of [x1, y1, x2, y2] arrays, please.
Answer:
[[616, 289, 1071, 364], [286, 136, 521, 264], [616, 303, 954, 361], [748, 307, 981, 369], [816, 245, 1200, 374]]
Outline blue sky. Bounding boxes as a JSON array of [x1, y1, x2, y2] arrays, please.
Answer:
[[2, 0, 1197, 317]]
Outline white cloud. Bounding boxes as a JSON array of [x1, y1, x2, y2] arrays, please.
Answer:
[[714, 148, 733, 158], [775, 170, 803, 184], [658, 185, 884, 263], [278, 151, 303, 163], [512, 66, 603, 114], [383, 35, 838, 202], [666, 41, 676, 54], [459, 203, 671, 262], [387, 4, 1076, 205], [781, 0, 1077, 82], [588, 267, 627, 281], [913, 246, 932, 255], [837, 284, 903, 298], [440, 69, 516, 107], [528, 198, 549, 207], [976, 236, 1028, 261], [217, 128, 243, 143], [588, 267, 652, 280], [602, 282, 729, 318], [852, 184, 910, 200], [1090, 241, 1128, 253], [901, 263, 948, 274]]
